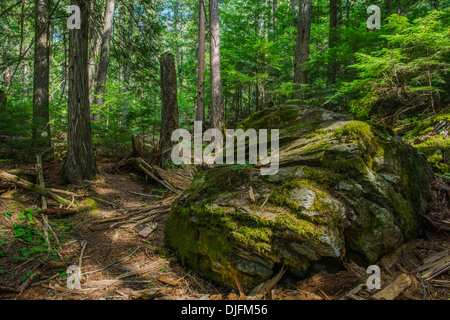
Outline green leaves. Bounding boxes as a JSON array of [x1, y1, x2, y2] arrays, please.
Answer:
[[336, 8, 450, 119]]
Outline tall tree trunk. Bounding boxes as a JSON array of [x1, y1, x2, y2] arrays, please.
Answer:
[[294, 0, 312, 88], [32, 0, 51, 151], [88, 0, 103, 105], [93, 0, 115, 121], [174, 6, 184, 91], [159, 53, 179, 164], [209, 0, 224, 130], [327, 0, 339, 85], [61, 0, 96, 185], [292, 0, 298, 26], [196, 0, 206, 123]]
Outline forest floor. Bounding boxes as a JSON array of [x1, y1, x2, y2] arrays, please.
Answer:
[[0, 159, 449, 300]]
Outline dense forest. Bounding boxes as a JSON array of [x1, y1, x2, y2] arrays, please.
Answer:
[[0, 0, 449, 302]]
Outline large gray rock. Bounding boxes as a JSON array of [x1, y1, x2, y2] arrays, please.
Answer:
[[165, 105, 432, 291]]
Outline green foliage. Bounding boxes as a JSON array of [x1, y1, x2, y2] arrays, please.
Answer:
[[335, 9, 450, 119]]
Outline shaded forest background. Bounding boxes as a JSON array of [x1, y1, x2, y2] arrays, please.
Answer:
[[0, 0, 449, 170]]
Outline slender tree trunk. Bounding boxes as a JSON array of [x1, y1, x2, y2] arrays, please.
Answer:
[[120, 1, 133, 131], [93, 0, 116, 121], [0, 88, 6, 112], [5, 67, 10, 89], [327, 0, 339, 85], [88, 0, 103, 105], [255, 82, 259, 110], [294, 0, 312, 88], [159, 52, 179, 164], [61, 0, 96, 185], [209, 0, 224, 130], [174, 5, 184, 91], [196, 0, 206, 123], [33, 0, 51, 151], [292, 0, 298, 25]]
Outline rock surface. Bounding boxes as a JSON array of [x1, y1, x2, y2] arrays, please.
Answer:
[[165, 105, 433, 291]]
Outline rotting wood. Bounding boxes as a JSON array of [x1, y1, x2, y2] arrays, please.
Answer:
[[371, 273, 412, 300], [249, 265, 287, 297], [417, 249, 450, 281]]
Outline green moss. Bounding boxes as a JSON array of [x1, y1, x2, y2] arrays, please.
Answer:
[[231, 224, 273, 254], [388, 188, 420, 241], [402, 112, 450, 175], [334, 121, 374, 141], [299, 166, 343, 188], [77, 198, 98, 213], [239, 106, 300, 131], [165, 104, 433, 289], [274, 211, 321, 240]]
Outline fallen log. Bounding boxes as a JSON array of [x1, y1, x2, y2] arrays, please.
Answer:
[[0, 170, 71, 206], [371, 273, 412, 300]]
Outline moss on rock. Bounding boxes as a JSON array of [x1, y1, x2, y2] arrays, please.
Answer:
[[165, 105, 432, 291]]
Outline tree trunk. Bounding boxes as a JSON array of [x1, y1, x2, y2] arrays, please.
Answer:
[[294, 0, 312, 88], [93, 0, 116, 121], [272, 0, 278, 38], [88, 0, 103, 105], [120, 1, 133, 131], [4, 66, 10, 89], [159, 52, 179, 164], [327, 0, 339, 85], [209, 0, 224, 130], [0, 88, 6, 113], [61, 0, 96, 185], [291, 0, 298, 26], [32, 0, 51, 151], [196, 0, 206, 124]]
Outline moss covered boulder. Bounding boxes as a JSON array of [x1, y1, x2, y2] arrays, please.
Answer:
[[165, 105, 433, 291]]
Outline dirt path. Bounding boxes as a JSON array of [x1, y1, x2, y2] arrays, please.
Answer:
[[0, 160, 449, 300], [0, 160, 224, 300]]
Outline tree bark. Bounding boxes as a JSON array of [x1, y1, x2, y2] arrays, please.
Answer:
[[61, 0, 96, 185], [294, 0, 312, 88], [119, 1, 133, 130], [93, 0, 116, 121], [159, 52, 179, 164], [88, 0, 103, 105], [0, 88, 6, 113], [32, 0, 51, 151], [196, 0, 206, 124], [291, 0, 298, 26], [327, 0, 339, 85], [272, 0, 278, 38], [209, 0, 224, 130]]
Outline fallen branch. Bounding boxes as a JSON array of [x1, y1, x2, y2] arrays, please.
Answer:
[[127, 190, 163, 198], [17, 261, 69, 296], [0, 170, 71, 206]]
